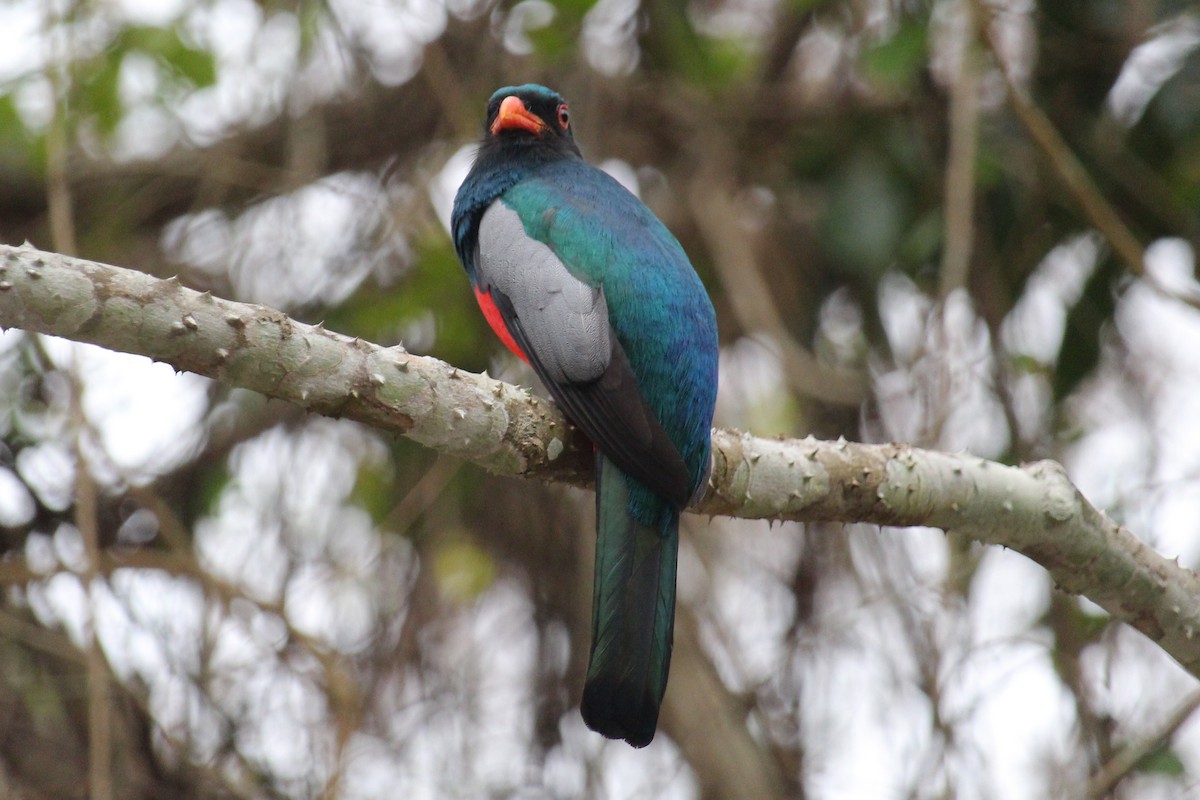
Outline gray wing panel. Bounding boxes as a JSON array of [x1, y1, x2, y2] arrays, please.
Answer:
[[476, 202, 610, 384], [475, 200, 692, 505]]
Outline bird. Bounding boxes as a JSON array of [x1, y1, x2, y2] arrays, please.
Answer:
[[451, 84, 718, 748]]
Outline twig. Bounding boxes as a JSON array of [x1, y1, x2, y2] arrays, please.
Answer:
[[1086, 689, 1200, 798], [134, 488, 363, 800], [380, 456, 463, 534], [49, 0, 107, 766], [939, 0, 982, 299], [70, 368, 112, 800], [999, 76, 1153, 277], [43, 1, 77, 258], [687, 150, 867, 406], [661, 607, 789, 798], [976, 3, 1200, 314], [981, 4, 1144, 271]]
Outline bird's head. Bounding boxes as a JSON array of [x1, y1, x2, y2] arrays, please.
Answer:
[[484, 84, 579, 155]]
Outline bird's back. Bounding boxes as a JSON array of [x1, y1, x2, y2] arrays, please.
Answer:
[[500, 160, 719, 502]]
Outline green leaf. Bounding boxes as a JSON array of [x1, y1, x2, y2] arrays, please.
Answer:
[[527, 23, 575, 61], [72, 23, 217, 140], [433, 539, 497, 602], [863, 19, 928, 94], [899, 209, 943, 267], [352, 459, 397, 524], [0, 95, 23, 138], [1135, 745, 1185, 777], [547, 0, 597, 19], [298, 3, 325, 53], [700, 36, 755, 88], [323, 236, 501, 372], [189, 462, 232, 523], [166, 39, 217, 89], [1052, 253, 1116, 402], [79, 53, 124, 136], [786, 0, 834, 11], [823, 153, 912, 280], [152, 28, 217, 89], [1009, 353, 1046, 375], [121, 25, 217, 89], [0, 95, 35, 166]]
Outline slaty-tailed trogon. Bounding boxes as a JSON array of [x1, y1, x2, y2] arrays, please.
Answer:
[[451, 84, 718, 748]]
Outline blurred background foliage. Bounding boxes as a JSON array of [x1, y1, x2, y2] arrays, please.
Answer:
[[1, 0, 1200, 797]]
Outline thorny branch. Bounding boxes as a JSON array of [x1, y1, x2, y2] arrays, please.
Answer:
[[2, 242, 1200, 685]]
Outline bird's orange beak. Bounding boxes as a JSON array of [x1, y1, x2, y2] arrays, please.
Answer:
[[490, 96, 547, 136]]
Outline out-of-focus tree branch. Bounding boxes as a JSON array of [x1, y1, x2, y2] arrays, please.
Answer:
[[994, 56, 1151, 278], [0, 17, 494, 247], [687, 145, 867, 406], [663, 607, 793, 799], [978, 2, 1200, 310], [3, 242, 1200, 684], [939, 0, 982, 299], [1087, 689, 1200, 798]]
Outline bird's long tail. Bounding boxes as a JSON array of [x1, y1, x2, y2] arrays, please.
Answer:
[[580, 453, 678, 748]]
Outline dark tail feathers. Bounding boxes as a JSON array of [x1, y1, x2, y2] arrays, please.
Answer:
[[580, 455, 679, 748]]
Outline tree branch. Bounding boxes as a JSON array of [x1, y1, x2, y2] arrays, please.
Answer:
[[939, 0, 981, 299], [3, 242, 1200, 681], [1087, 689, 1200, 798]]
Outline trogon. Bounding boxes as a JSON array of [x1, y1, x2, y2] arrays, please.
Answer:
[[451, 84, 719, 748]]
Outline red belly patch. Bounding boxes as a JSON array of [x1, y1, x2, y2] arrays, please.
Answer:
[[474, 287, 529, 364]]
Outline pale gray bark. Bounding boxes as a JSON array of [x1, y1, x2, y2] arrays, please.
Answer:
[[3, 241, 1198, 680]]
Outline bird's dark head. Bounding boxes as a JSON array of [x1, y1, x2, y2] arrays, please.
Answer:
[[483, 84, 579, 157], [453, 84, 582, 231]]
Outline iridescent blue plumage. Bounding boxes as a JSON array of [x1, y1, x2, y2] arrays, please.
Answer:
[[451, 84, 718, 747]]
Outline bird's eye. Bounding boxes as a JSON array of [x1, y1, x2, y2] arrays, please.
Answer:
[[556, 104, 570, 130]]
